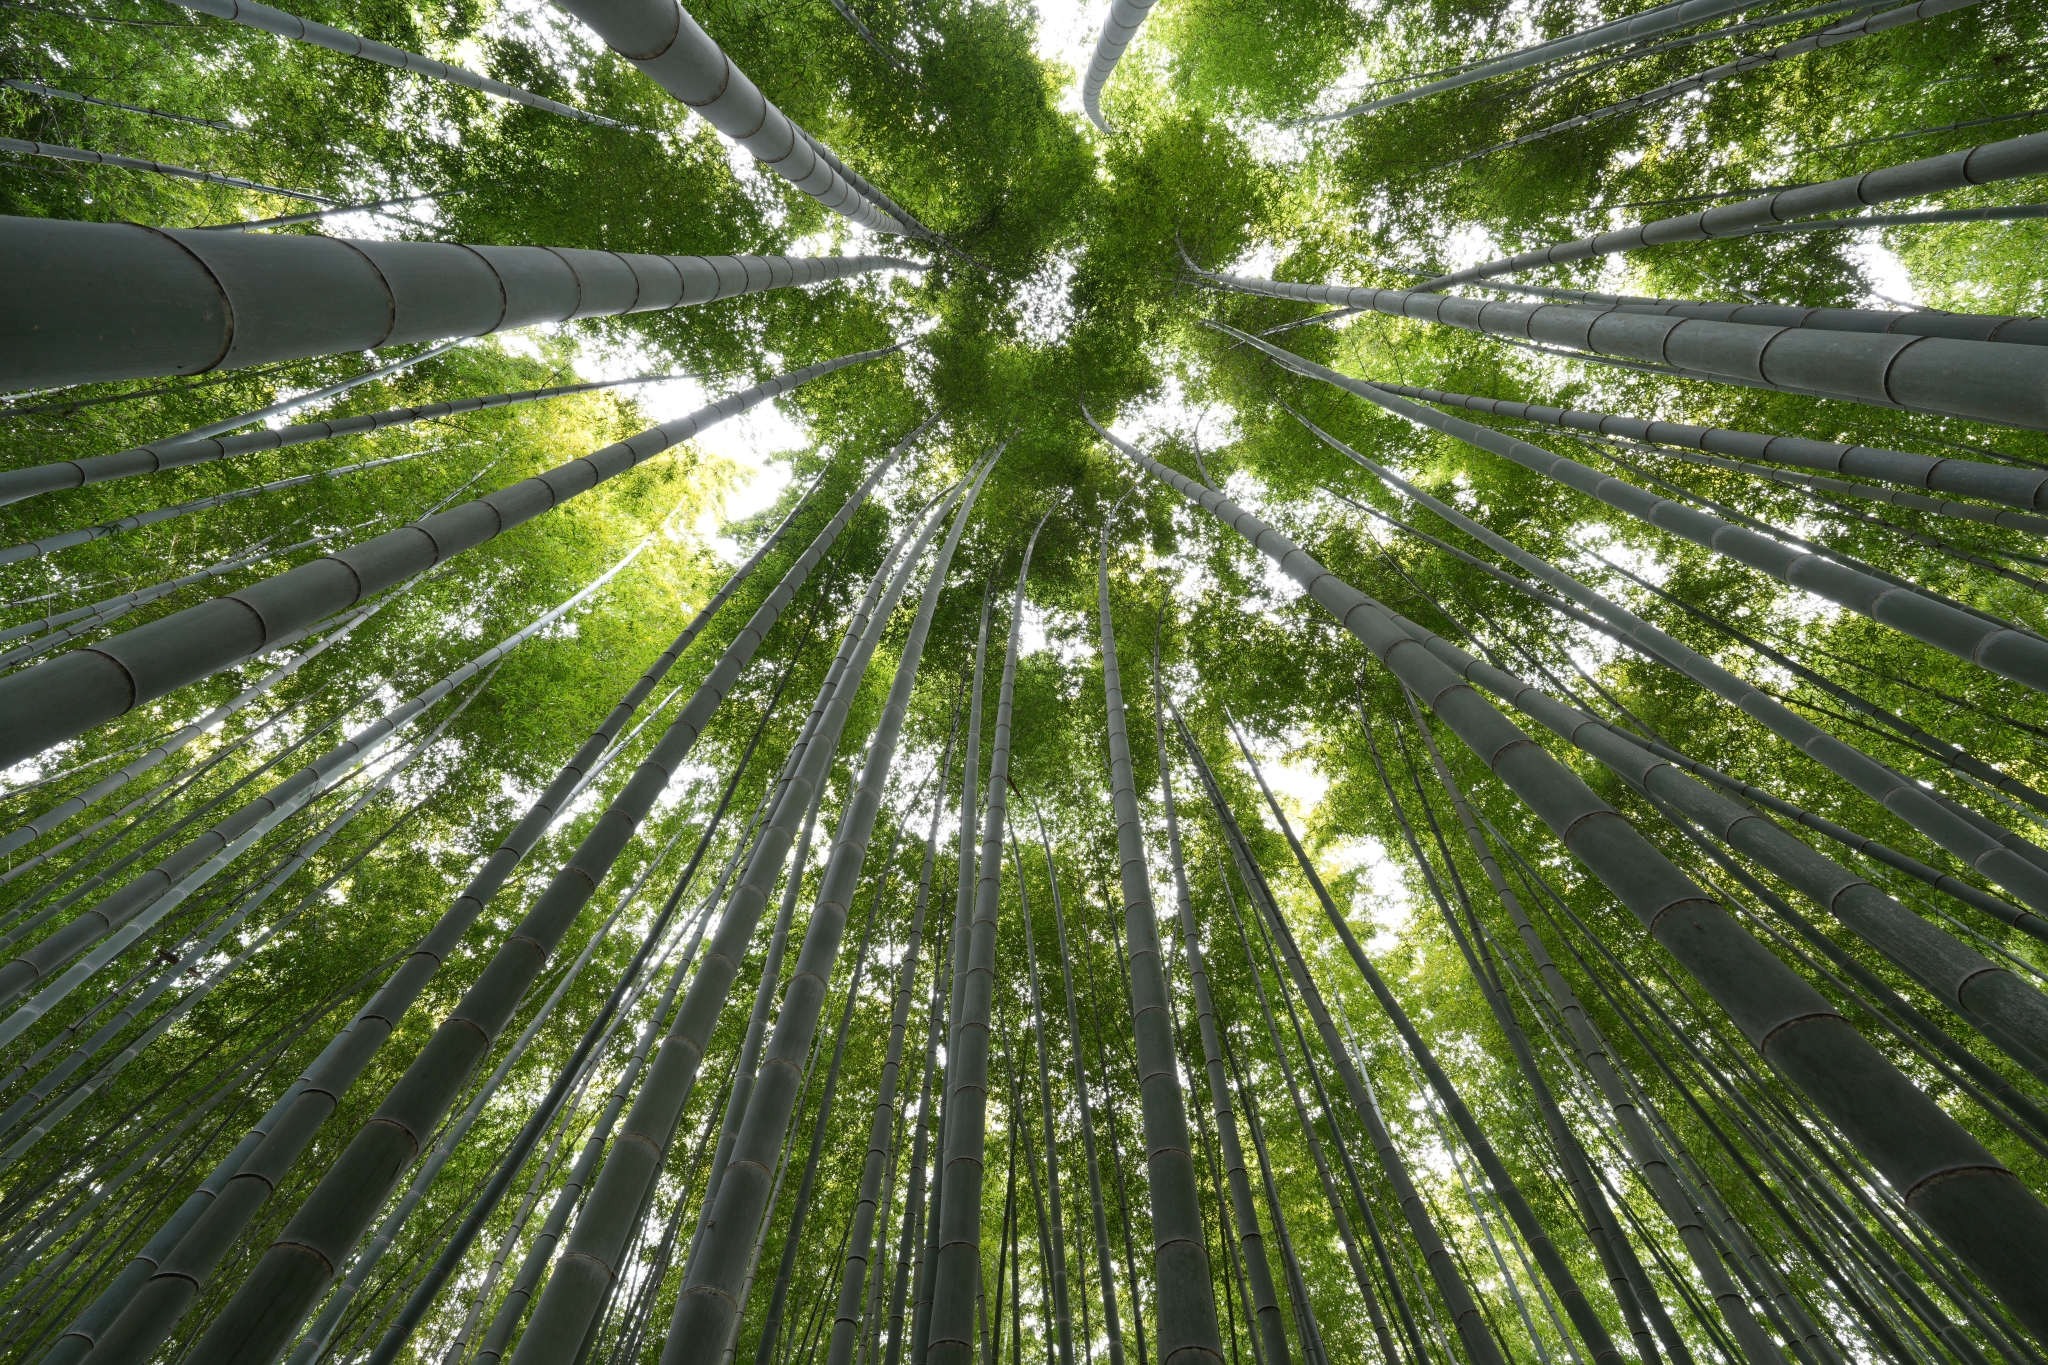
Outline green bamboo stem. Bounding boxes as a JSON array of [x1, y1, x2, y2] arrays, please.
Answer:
[[1102, 418, 2048, 1342], [913, 560, 1002, 1365], [1015, 824, 1076, 1365], [67, 434, 898, 1365], [669, 455, 993, 1361], [1095, 527, 1231, 1365], [1171, 712, 1509, 1365], [826, 703, 963, 1365], [928, 507, 1056, 1365], [885, 952, 946, 1365], [1038, 808, 1129, 1365], [0, 351, 904, 770], [1217, 1021, 1327, 1365], [1147, 706, 1290, 1365]]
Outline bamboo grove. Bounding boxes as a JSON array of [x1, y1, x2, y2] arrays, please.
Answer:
[[3, 0, 2048, 1359]]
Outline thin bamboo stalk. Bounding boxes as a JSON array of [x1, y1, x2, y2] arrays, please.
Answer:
[[1102, 418, 2048, 1342], [1015, 825, 1076, 1365]]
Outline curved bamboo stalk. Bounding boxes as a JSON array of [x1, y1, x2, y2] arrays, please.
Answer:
[[0, 350, 900, 770], [1191, 268, 2048, 430], [0, 562, 398, 860], [0, 214, 922, 391], [502, 441, 929, 1365], [1091, 503, 1224, 1365], [666, 458, 988, 1360], [1102, 416, 2048, 1343], [0, 365, 686, 508], [1078, 0, 1156, 133], [928, 507, 1057, 1365], [62, 445, 890, 1365], [1416, 127, 2048, 287], [549, 0, 911, 234], [825, 710, 967, 1365], [1450, 0, 1983, 164], [161, 0, 624, 123]]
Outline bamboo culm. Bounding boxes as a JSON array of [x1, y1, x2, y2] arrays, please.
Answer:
[[1091, 502, 1225, 1365], [1039, 809, 1129, 1365], [65, 444, 890, 1365], [1193, 268, 2048, 431], [502, 434, 929, 1365], [548, 0, 911, 233], [0, 350, 902, 770], [0, 537, 651, 1040], [1296, 409, 2048, 1075], [1149, 698, 1291, 1365], [1167, 714, 1507, 1365], [927, 508, 1056, 1365], [1014, 825, 1076, 1365], [0, 219, 921, 389], [1078, 0, 1156, 132], [911, 564, 1000, 1365], [824, 709, 967, 1365], [1416, 128, 2048, 288], [884, 951, 946, 1365], [667, 457, 991, 1360], [0, 367, 684, 507], [1105, 420, 2048, 1342]]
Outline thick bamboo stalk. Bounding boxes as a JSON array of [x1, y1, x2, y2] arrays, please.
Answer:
[[67, 440, 895, 1365], [0, 350, 898, 770], [825, 715, 967, 1365], [1092, 509, 1225, 1365], [912, 563, 1002, 1365], [667, 460, 987, 1360], [1193, 269, 2048, 430], [0, 566, 395, 861], [502, 441, 927, 1365], [0, 214, 921, 390], [0, 367, 679, 507], [1102, 418, 2048, 1342], [928, 509, 1056, 1365], [548, 0, 911, 233], [1416, 129, 2048, 287]]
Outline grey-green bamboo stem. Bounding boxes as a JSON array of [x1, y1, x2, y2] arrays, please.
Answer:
[[1103, 417, 2048, 1342], [1093, 503, 1225, 1365]]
